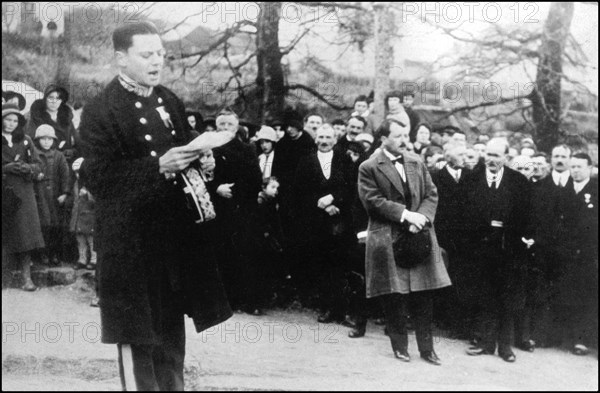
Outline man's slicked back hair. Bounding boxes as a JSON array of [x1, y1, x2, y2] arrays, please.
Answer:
[[113, 21, 160, 52]]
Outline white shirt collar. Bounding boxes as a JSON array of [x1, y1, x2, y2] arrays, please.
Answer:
[[552, 170, 570, 187], [574, 178, 590, 194], [446, 165, 461, 179], [486, 166, 504, 188], [317, 150, 333, 160], [382, 148, 402, 162]]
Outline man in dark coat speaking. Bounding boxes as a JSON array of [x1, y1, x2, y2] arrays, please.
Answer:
[[78, 22, 233, 391]]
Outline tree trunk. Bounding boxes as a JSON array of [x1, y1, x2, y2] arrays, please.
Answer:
[[256, 2, 285, 124], [54, 11, 72, 93], [372, 3, 396, 128], [532, 2, 574, 153]]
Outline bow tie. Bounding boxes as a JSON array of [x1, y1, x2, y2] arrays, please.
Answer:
[[391, 155, 404, 164]]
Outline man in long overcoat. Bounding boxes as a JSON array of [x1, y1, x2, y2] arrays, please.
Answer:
[[555, 152, 598, 355], [78, 22, 232, 391], [358, 119, 451, 366]]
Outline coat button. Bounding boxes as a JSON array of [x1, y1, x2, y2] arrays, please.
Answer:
[[140, 118, 147, 125], [158, 97, 163, 104], [150, 151, 157, 157], [171, 130, 176, 136], [145, 134, 152, 141], [135, 102, 142, 109]]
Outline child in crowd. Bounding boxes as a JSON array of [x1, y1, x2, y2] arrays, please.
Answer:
[[33, 124, 70, 265], [256, 176, 287, 306], [69, 157, 96, 270]]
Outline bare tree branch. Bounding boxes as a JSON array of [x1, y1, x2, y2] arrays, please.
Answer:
[[435, 94, 533, 121], [295, 2, 365, 11], [280, 28, 311, 55], [286, 83, 352, 110], [176, 20, 256, 60]]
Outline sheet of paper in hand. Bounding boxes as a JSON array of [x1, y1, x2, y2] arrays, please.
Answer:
[[186, 131, 234, 152]]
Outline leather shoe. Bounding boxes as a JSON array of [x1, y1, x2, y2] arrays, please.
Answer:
[[318, 311, 341, 324], [420, 351, 442, 366], [573, 344, 590, 356], [499, 351, 516, 363], [467, 347, 494, 356], [393, 349, 410, 362], [348, 327, 365, 338], [517, 339, 535, 352]]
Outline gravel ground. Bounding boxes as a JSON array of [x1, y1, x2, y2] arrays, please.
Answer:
[[2, 283, 598, 391]]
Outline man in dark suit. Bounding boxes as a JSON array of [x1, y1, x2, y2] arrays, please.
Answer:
[[465, 138, 532, 363], [292, 124, 355, 323], [78, 22, 232, 390], [358, 119, 451, 365], [212, 110, 264, 314], [529, 144, 572, 348], [431, 143, 472, 338], [555, 152, 598, 355], [334, 116, 367, 155]]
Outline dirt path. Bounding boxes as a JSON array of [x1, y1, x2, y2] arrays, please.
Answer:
[[2, 285, 598, 391]]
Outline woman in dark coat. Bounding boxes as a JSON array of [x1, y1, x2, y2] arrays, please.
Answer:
[[2, 104, 45, 291], [26, 84, 78, 163]]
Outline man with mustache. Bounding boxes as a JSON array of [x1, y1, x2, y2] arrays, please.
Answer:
[[464, 138, 532, 362], [358, 119, 450, 365], [528, 144, 574, 349], [78, 22, 233, 390], [292, 124, 355, 323]]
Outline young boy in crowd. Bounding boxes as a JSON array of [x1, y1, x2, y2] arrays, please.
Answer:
[[33, 124, 70, 265], [256, 176, 287, 306]]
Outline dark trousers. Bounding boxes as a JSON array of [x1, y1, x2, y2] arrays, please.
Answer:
[[380, 291, 434, 353], [117, 276, 186, 391], [478, 305, 514, 355]]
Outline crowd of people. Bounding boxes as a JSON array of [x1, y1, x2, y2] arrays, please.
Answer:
[[2, 20, 598, 389], [3, 84, 596, 356], [2, 85, 95, 294]]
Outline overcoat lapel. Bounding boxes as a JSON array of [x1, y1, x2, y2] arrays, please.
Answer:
[[376, 151, 405, 198]]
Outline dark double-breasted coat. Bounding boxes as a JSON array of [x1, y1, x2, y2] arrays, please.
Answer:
[[78, 77, 232, 345], [358, 150, 451, 298]]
